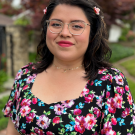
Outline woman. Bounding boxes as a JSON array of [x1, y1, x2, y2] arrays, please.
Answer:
[[3, 0, 135, 134]]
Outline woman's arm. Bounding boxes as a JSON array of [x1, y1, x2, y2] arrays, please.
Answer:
[[6, 118, 20, 135]]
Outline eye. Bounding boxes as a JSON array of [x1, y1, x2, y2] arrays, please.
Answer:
[[72, 25, 83, 29], [51, 23, 62, 27]]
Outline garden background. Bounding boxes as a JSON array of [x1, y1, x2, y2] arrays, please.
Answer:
[[0, 0, 135, 133]]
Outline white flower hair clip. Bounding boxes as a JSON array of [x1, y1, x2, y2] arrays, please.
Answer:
[[43, 7, 47, 14], [94, 6, 100, 15]]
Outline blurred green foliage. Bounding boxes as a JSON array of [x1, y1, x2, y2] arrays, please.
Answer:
[[29, 52, 37, 63], [14, 17, 30, 26], [119, 27, 130, 42], [109, 44, 134, 63]]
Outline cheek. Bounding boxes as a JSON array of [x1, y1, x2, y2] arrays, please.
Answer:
[[46, 30, 57, 45]]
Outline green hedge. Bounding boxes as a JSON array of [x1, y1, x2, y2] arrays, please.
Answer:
[[109, 44, 134, 63]]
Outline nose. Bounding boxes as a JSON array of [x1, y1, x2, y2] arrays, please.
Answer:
[[59, 23, 72, 37]]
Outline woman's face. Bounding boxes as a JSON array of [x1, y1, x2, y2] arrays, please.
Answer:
[[46, 4, 90, 63]]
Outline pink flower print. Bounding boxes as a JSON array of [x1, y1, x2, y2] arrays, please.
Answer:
[[24, 68, 29, 74], [92, 132, 98, 135], [30, 132, 37, 135], [27, 76, 34, 84], [26, 113, 35, 123], [52, 116, 60, 124], [106, 130, 116, 135], [115, 75, 124, 85], [14, 90, 20, 100], [114, 94, 122, 108], [85, 113, 97, 130], [21, 99, 31, 107], [122, 108, 130, 118], [111, 118, 117, 125], [96, 96, 103, 108], [116, 86, 125, 95], [80, 87, 89, 97], [93, 107, 101, 118], [133, 115, 135, 126], [46, 131, 54, 135], [107, 98, 116, 113], [36, 115, 50, 130], [62, 100, 74, 108], [15, 115, 20, 129], [120, 72, 124, 78], [84, 94, 94, 103], [23, 85, 29, 90], [101, 74, 109, 81], [101, 121, 112, 134], [54, 104, 64, 115], [109, 75, 113, 83], [98, 69, 107, 74], [75, 116, 86, 134], [6, 100, 13, 107], [32, 98, 37, 104], [128, 92, 133, 105], [20, 129, 26, 134], [15, 70, 23, 79], [20, 106, 31, 117], [106, 92, 110, 98], [73, 109, 82, 115], [125, 85, 129, 91], [34, 127, 45, 135], [3, 106, 11, 116]]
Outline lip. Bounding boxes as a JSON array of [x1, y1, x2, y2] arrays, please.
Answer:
[[57, 41, 74, 47]]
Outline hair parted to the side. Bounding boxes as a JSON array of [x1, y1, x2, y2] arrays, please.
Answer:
[[30, 0, 112, 81]]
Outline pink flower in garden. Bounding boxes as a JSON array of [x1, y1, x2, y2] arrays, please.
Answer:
[[107, 98, 116, 113], [21, 99, 31, 107], [36, 115, 50, 129], [122, 108, 130, 118], [32, 98, 37, 104], [84, 94, 94, 103], [73, 109, 82, 115], [26, 113, 35, 123], [52, 116, 60, 124], [93, 107, 101, 118], [61, 100, 74, 108], [54, 104, 64, 115], [34, 127, 45, 135], [101, 121, 112, 134], [115, 75, 124, 85], [125, 85, 129, 91], [85, 113, 97, 130], [94, 6, 100, 15], [116, 86, 125, 95], [114, 94, 123, 108], [111, 118, 117, 125], [127, 92, 133, 105], [75, 116, 86, 134], [46, 131, 54, 135], [80, 87, 89, 97], [27, 76, 34, 83], [106, 92, 110, 98], [20, 105, 31, 117]]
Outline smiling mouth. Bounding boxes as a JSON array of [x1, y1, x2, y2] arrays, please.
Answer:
[[57, 41, 74, 47]]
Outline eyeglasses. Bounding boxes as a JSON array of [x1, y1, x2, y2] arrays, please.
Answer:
[[46, 20, 90, 35]]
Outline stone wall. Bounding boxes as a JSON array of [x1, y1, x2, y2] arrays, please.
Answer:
[[6, 26, 29, 77]]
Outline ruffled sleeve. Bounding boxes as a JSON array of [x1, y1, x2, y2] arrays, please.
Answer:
[[100, 68, 135, 134], [2, 68, 24, 120]]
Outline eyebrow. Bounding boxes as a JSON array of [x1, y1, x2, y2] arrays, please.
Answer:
[[51, 19, 86, 23]]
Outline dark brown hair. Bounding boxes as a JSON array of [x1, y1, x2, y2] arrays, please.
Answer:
[[31, 0, 112, 81]]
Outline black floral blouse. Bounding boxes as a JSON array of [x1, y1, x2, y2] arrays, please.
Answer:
[[2, 64, 135, 135]]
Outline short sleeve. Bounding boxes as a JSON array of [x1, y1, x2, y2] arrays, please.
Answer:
[[100, 68, 135, 135], [2, 68, 23, 121]]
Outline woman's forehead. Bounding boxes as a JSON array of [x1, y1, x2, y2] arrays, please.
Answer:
[[49, 4, 89, 23]]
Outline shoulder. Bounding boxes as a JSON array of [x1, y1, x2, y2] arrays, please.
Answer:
[[15, 63, 35, 80]]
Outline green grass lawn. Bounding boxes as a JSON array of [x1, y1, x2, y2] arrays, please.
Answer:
[[109, 44, 134, 63], [127, 78, 135, 101], [120, 59, 135, 78]]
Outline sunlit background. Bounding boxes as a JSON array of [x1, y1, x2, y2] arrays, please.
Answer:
[[0, 0, 135, 132]]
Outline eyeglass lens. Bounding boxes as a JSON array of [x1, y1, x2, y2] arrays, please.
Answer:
[[47, 20, 86, 35]]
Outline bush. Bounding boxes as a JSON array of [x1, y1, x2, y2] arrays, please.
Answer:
[[119, 27, 129, 42], [29, 52, 37, 63], [0, 96, 9, 130], [109, 44, 134, 63], [0, 70, 8, 93]]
